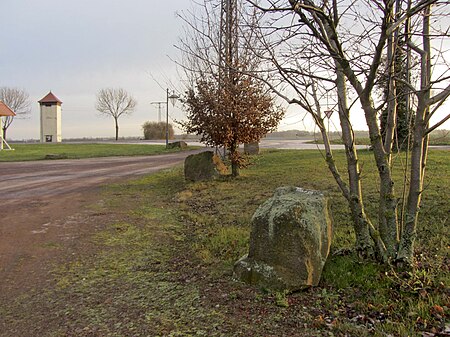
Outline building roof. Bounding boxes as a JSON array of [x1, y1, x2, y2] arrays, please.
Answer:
[[0, 100, 16, 117], [38, 91, 62, 104]]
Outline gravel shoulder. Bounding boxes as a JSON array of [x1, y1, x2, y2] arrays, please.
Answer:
[[0, 150, 202, 302]]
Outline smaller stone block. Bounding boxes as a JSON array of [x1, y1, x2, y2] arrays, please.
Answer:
[[244, 142, 260, 155], [45, 153, 68, 160], [167, 141, 188, 149]]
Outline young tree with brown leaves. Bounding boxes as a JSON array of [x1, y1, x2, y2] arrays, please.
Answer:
[[182, 71, 283, 176]]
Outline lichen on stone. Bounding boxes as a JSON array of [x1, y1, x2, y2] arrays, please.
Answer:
[[234, 186, 333, 292]]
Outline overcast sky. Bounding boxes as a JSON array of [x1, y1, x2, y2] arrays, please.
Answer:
[[1, 0, 449, 140], [1, 0, 193, 140]]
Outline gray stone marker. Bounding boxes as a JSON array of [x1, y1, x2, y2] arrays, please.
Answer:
[[234, 186, 333, 292], [184, 150, 227, 181]]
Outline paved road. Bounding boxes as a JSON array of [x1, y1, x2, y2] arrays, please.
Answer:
[[0, 139, 362, 207], [116, 139, 369, 150], [0, 150, 204, 206]]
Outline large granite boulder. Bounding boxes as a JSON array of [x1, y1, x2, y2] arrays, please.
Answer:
[[184, 151, 227, 181], [234, 186, 332, 292]]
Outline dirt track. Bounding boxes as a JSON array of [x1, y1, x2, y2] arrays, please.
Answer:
[[0, 150, 202, 298]]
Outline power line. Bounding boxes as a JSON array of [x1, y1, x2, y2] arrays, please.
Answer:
[[150, 101, 166, 122]]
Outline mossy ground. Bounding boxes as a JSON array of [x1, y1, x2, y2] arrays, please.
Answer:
[[1, 149, 448, 336]]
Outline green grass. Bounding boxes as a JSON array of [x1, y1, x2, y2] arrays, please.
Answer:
[[185, 148, 449, 254], [175, 149, 449, 335], [2, 149, 448, 336], [0, 143, 191, 161]]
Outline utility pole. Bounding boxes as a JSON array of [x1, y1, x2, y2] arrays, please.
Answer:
[[166, 89, 179, 147], [218, 0, 238, 158], [219, 0, 238, 79], [166, 88, 169, 147], [150, 101, 165, 123]]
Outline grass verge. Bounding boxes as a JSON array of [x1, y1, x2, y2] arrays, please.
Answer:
[[1, 149, 448, 336], [0, 143, 194, 162]]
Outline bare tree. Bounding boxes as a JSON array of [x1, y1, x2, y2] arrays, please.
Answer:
[[247, 0, 450, 264], [0, 87, 31, 139], [95, 88, 137, 141]]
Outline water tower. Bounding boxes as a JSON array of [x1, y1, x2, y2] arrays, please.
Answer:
[[39, 91, 62, 143]]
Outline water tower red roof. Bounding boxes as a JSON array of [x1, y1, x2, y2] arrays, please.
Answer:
[[0, 100, 16, 116], [38, 92, 62, 104]]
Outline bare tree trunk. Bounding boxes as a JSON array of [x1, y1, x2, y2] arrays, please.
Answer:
[[328, 0, 399, 260], [397, 5, 432, 264], [398, 104, 426, 263], [305, 95, 344, 199], [2, 127, 6, 140], [321, 12, 377, 256], [397, 102, 431, 264], [310, 72, 387, 259], [115, 118, 119, 141], [376, 2, 400, 260], [317, 0, 399, 259], [335, 65, 374, 254], [309, 83, 350, 202], [367, 106, 399, 260], [383, 6, 398, 155]]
